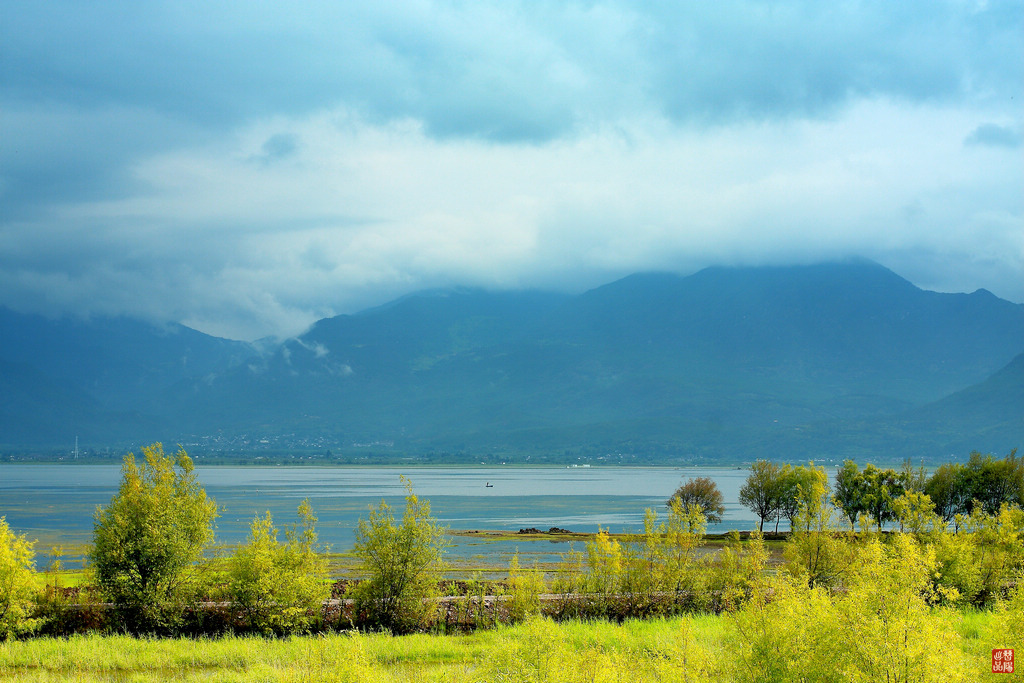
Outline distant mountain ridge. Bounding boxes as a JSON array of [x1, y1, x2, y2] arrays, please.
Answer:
[[0, 309, 255, 446], [1, 260, 1021, 462]]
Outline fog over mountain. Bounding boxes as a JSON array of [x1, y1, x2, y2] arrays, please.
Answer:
[[1, 262, 1020, 463]]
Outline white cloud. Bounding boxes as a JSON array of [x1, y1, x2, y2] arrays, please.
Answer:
[[0, 1, 1020, 339], [2, 97, 1017, 340]]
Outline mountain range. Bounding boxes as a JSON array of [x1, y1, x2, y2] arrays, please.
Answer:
[[1, 260, 1021, 464]]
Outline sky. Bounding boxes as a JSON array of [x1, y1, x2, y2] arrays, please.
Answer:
[[1, 1, 1021, 341]]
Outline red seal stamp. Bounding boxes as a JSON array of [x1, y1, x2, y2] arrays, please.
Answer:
[[992, 649, 1014, 674]]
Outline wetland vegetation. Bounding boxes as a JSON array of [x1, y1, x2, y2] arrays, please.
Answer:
[[0, 444, 1022, 681]]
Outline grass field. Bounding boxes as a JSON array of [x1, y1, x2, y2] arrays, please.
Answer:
[[0, 609, 1011, 682]]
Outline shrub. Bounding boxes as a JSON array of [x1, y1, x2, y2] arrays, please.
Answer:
[[728, 574, 843, 683], [836, 535, 969, 682], [229, 499, 330, 634], [0, 517, 39, 640], [582, 527, 623, 617], [506, 552, 545, 623], [91, 443, 217, 633], [351, 477, 448, 633]]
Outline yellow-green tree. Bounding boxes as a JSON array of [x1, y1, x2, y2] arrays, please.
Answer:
[[505, 552, 545, 623], [892, 491, 940, 534], [784, 466, 859, 588], [0, 517, 38, 640], [91, 443, 217, 633], [352, 477, 448, 632], [583, 527, 624, 617], [837, 535, 969, 682], [229, 499, 329, 634]]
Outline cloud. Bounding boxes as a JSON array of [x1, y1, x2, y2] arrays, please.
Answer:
[[2, 97, 1020, 340], [256, 134, 300, 163], [0, 1, 1020, 339], [964, 123, 1022, 148]]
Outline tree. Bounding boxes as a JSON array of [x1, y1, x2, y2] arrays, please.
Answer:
[[352, 477, 448, 632], [777, 464, 827, 531], [892, 491, 939, 534], [668, 477, 725, 524], [858, 464, 906, 529], [229, 499, 329, 634], [739, 460, 784, 532], [833, 460, 866, 528], [91, 443, 217, 633], [0, 517, 38, 640], [899, 457, 928, 493], [784, 468, 857, 588], [923, 450, 1023, 527], [923, 462, 969, 528], [962, 449, 1024, 516]]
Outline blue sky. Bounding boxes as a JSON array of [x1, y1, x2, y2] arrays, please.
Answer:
[[1, 1, 1021, 340]]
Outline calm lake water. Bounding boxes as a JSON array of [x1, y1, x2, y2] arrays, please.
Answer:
[[0, 464, 776, 569]]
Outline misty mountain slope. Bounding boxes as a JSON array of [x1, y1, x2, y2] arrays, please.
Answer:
[[163, 288, 570, 434], [746, 353, 1024, 462], [296, 288, 569, 377], [895, 352, 1024, 453], [2, 261, 1020, 456], [159, 261, 1024, 460], [0, 358, 161, 446], [0, 307, 257, 412], [535, 261, 1023, 401]]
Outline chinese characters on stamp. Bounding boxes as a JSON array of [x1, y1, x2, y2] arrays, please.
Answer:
[[992, 649, 1014, 674]]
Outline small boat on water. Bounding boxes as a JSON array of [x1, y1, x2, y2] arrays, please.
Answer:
[[485, 482, 493, 487]]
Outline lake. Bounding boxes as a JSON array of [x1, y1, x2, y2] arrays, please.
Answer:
[[0, 464, 776, 569]]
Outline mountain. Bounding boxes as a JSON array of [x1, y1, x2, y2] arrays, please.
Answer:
[[745, 352, 1024, 463], [895, 352, 1024, 455], [158, 260, 1023, 462], [2, 261, 1021, 461], [0, 308, 254, 446]]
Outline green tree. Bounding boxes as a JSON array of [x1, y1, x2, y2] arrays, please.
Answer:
[[91, 443, 217, 633], [352, 477, 448, 633], [229, 499, 329, 634], [924, 451, 1023, 527], [899, 457, 928, 492], [858, 463, 906, 528], [962, 449, 1024, 515], [924, 462, 970, 528], [738, 460, 784, 533], [832, 460, 866, 527], [0, 518, 39, 640], [777, 464, 826, 531], [667, 476, 725, 524]]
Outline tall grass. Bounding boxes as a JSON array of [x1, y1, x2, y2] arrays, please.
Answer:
[[0, 609, 1004, 682]]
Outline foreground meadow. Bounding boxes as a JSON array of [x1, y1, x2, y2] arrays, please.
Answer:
[[0, 609, 1015, 682]]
